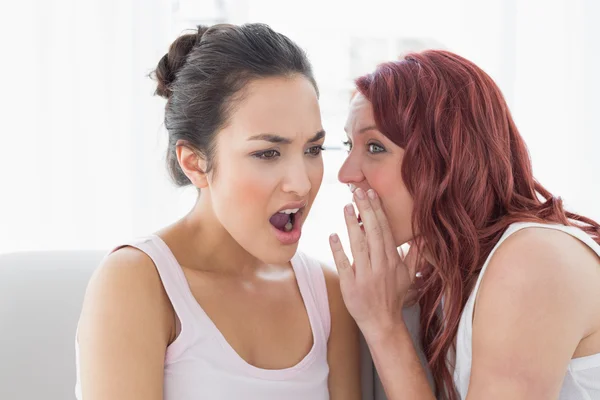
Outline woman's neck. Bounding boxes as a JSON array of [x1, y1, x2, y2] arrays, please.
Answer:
[[158, 195, 265, 276]]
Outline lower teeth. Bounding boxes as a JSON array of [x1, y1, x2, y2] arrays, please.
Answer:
[[284, 221, 293, 232]]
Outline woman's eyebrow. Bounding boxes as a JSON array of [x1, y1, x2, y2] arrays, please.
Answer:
[[247, 130, 326, 144]]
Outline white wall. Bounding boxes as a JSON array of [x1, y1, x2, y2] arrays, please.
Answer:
[[0, 0, 598, 260], [512, 0, 599, 221]]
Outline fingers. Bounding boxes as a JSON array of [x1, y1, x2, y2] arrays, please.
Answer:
[[343, 202, 371, 277], [365, 189, 399, 265], [352, 189, 386, 271], [329, 233, 355, 282]]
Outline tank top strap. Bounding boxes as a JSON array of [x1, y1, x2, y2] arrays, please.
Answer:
[[456, 222, 600, 398], [290, 252, 331, 343], [470, 221, 600, 318], [469, 223, 526, 299], [110, 235, 198, 360]]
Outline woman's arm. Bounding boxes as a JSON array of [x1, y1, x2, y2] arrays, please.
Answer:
[[466, 228, 591, 399], [323, 266, 362, 400], [330, 187, 596, 399], [329, 188, 436, 399], [362, 229, 589, 400], [366, 322, 435, 399], [77, 248, 175, 400]]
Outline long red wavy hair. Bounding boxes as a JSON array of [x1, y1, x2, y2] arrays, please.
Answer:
[[355, 50, 600, 399]]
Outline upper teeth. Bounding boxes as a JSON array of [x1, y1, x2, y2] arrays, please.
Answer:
[[278, 208, 299, 214]]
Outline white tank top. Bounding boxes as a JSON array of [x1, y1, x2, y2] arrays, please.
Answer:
[[453, 222, 600, 399], [75, 235, 331, 399]]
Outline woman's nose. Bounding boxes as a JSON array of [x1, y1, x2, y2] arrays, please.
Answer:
[[282, 163, 312, 197], [338, 155, 364, 186]]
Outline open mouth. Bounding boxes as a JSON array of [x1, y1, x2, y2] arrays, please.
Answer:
[[269, 207, 301, 232]]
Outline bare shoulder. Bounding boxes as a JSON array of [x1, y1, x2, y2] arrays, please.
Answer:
[[79, 246, 174, 345], [467, 226, 600, 398], [83, 247, 170, 313], [482, 226, 599, 304], [87, 247, 161, 292], [77, 246, 174, 399]]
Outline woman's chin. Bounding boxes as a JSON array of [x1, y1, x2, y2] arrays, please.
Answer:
[[254, 243, 299, 266]]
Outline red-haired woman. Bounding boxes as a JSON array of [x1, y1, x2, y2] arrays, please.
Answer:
[[330, 50, 600, 399]]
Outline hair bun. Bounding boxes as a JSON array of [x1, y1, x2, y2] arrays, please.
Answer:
[[153, 26, 208, 99]]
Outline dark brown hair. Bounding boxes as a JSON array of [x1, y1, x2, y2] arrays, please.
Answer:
[[152, 23, 317, 185]]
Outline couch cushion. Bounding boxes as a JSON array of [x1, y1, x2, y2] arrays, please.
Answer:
[[0, 251, 104, 400]]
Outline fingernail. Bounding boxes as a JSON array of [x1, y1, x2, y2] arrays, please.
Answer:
[[344, 203, 354, 215], [367, 189, 377, 200], [355, 188, 365, 199], [330, 233, 339, 243]]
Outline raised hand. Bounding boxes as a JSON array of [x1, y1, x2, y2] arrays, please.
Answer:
[[329, 188, 419, 338]]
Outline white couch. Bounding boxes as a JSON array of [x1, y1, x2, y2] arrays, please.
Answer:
[[0, 250, 430, 400], [0, 251, 104, 400]]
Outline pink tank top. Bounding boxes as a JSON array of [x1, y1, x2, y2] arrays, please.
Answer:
[[75, 235, 331, 399]]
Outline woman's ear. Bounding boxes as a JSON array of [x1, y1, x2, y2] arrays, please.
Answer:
[[176, 140, 209, 189]]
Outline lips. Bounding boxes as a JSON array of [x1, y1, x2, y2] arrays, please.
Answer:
[[269, 212, 292, 231], [270, 207, 306, 245]]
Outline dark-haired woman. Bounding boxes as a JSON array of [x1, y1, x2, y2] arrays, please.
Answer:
[[76, 24, 361, 400]]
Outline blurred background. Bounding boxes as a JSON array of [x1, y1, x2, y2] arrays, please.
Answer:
[[1, 0, 598, 266]]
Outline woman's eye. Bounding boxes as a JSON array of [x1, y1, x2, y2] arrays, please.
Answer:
[[368, 143, 385, 153], [343, 140, 352, 151], [306, 145, 325, 156], [255, 150, 280, 159]]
